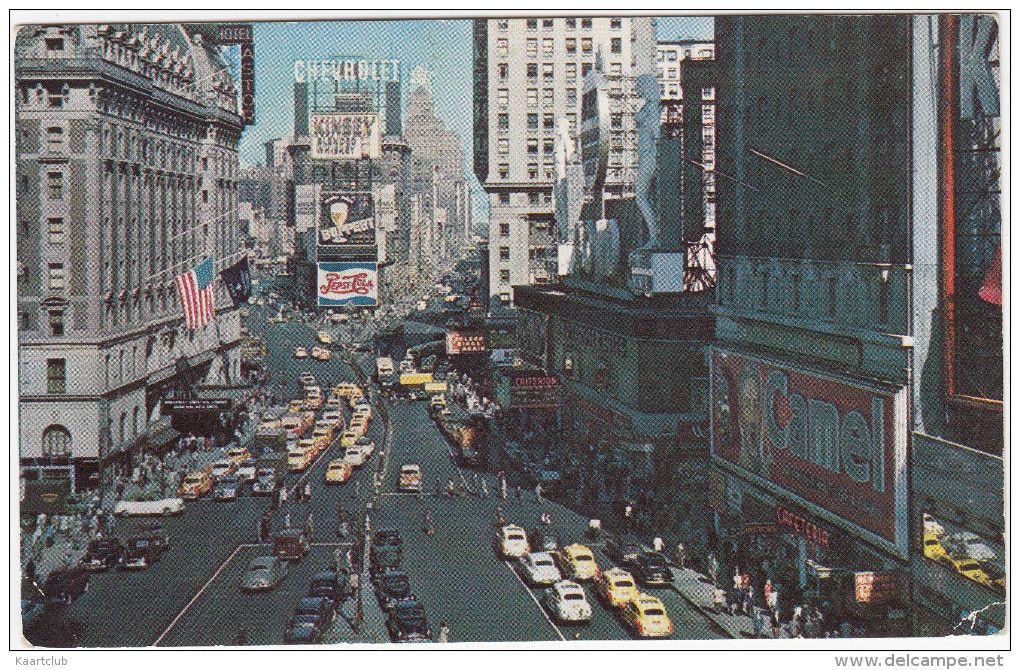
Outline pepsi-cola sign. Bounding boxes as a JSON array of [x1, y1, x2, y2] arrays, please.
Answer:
[[317, 262, 378, 307]]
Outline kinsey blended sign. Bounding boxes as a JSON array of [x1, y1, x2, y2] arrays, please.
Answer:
[[317, 262, 378, 307], [309, 113, 380, 160], [710, 349, 908, 555]]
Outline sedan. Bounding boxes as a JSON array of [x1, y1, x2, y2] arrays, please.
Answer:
[[213, 476, 242, 501], [519, 551, 561, 586], [528, 526, 563, 553], [240, 556, 289, 591], [118, 537, 162, 570], [294, 347, 309, 359], [375, 570, 413, 610], [308, 570, 349, 606], [621, 594, 673, 638], [626, 552, 673, 587], [387, 599, 431, 643], [237, 459, 258, 483], [603, 535, 643, 565], [81, 539, 124, 571], [542, 580, 593, 623], [498, 525, 530, 558]]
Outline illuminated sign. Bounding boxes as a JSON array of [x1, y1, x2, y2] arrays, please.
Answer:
[[309, 113, 381, 160], [317, 262, 378, 307], [317, 192, 376, 251], [855, 571, 899, 605], [776, 506, 830, 549], [446, 331, 487, 355]]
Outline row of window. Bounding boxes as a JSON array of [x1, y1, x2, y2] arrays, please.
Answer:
[[498, 17, 618, 31], [497, 35, 622, 57], [723, 267, 890, 324], [494, 191, 553, 206]]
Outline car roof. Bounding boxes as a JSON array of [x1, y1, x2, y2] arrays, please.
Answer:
[[564, 544, 592, 555], [502, 524, 524, 533], [636, 595, 664, 607], [528, 551, 554, 561], [604, 567, 632, 578], [554, 580, 583, 593]]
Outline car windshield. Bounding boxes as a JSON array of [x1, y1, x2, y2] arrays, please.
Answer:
[[615, 579, 634, 588], [184, 476, 202, 485], [535, 559, 554, 567], [644, 608, 665, 617], [563, 593, 584, 601], [384, 575, 410, 590], [959, 562, 981, 572], [574, 555, 593, 562], [219, 477, 240, 485], [240, 460, 255, 468], [508, 534, 525, 541]]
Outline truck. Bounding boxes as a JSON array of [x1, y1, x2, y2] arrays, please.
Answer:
[[253, 451, 287, 495], [398, 372, 433, 400], [376, 357, 396, 388]]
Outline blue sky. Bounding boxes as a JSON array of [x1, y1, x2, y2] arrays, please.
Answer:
[[237, 16, 714, 225]]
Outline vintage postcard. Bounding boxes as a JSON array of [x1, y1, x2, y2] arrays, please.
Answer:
[[13, 9, 1006, 655]]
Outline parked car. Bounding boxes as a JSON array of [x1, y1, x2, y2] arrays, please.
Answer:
[[369, 548, 401, 583], [135, 521, 171, 552], [114, 494, 185, 517], [519, 551, 562, 586], [294, 596, 336, 626], [81, 539, 125, 571], [210, 460, 237, 480], [542, 580, 593, 623], [375, 570, 413, 611], [307, 570, 349, 605], [626, 551, 672, 587], [387, 599, 431, 643], [241, 556, 289, 591], [213, 475, 242, 501], [398, 464, 422, 492], [118, 536, 163, 570], [603, 535, 643, 565], [41, 566, 89, 604]]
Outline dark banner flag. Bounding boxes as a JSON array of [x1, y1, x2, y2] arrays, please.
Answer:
[[220, 256, 252, 307]]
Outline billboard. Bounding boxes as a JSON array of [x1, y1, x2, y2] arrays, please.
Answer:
[[318, 192, 376, 249], [496, 371, 561, 409], [309, 112, 380, 160], [317, 262, 378, 307], [710, 348, 907, 554], [446, 330, 487, 355]]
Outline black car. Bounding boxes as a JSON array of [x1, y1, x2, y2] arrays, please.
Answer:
[[528, 526, 563, 553], [387, 599, 431, 643], [603, 535, 643, 565], [375, 570, 413, 610], [371, 528, 403, 551], [292, 596, 336, 630], [369, 548, 401, 583], [81, 539, 125, 571], [307, 570, 350, 605], [136, 522, 170, 551], [627, 551, 673, 587], [283, 616, 325, 645], [119, 536, 162, 570], [41, 566, 89, 604]]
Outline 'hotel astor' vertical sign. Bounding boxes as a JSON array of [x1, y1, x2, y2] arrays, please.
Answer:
[[217, 24, 255, 126]]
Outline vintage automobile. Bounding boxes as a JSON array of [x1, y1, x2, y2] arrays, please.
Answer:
[[114, 494, 185, 517]]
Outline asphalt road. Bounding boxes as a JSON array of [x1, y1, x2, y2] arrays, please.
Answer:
[[24, 290, 722, 646]]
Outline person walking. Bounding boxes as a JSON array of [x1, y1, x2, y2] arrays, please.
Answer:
[[752, 607, 765, 638], [479, 479, 488, 498], [499, 472, 508, 500], [259, 515, 270, 543], [284, 512, 291, 529], [280, 486, 288, 507], [772, 609, 782, 638], [652, 536, 665, 553], [675, 542, 686, 570], [437, 620, 450, 643], [304, 481, 312, 504], [535, 482, 543, 504]]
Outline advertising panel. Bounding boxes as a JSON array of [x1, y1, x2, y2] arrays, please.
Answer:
[[317, 262, 377, 307], [377, 184, 397, 232], [309, 112, 380, 160], [295, 184, 318, 233], [710, 348, 906, 553], [446, 330, 487, 355], [854, 571, 900, 605], [317, 192, 376, 249], [497, 371, 561, 409], [163, 398, 232, 411]]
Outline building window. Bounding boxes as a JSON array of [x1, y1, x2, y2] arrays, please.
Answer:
[[498, 88, 508, 106], [133, 406, 139, 437], [498, 192, 510, 205], [542, 89, 554, 107], [499, 246, 510, 261], [610, 17, 622, 29], [528, 163, 538, 179], [582, 62, 593, 77], [500, 223, 510, 237], [49, 310, 64, 336], [566, 38, 576, 54], [878, 277, 889, 325], [528, 191, 540, 205], [46, 358, 66, 394], [527, 138, 539, 154], [543, 139, 554, 154], [44, 37, 65, 56], [47, 217, 64, 244], [497, 138, 509, 154], [543, 113, 555, 129], [46, 126, 64, 152], [567, 113, 577, 132], [42, 425, 71, 456], [46, 171, 63, 199], [498, 163, 509, 179], [610, 62, 622, 76], [497, 38, 508, 57], [497, 19, 508, 30], [610, 113, 623, 129], [543, 63, 554, 80], [527, 63, 538, 79], [544, 163, 554, 180], [48, 263, 65, 291], [581, 18, 592, 29], [542, 18, 553, 30], [668, 50, 678, 61], [526, 38, 537, 56], [566, 18, 576, 30], [528, 113, 539, 130], [497, 62, 508, 80], [566, 88, 577, 106], [582, 37, 593, 53], [499, 292, 510, 304], [202, 190, 209, 203], [526, 18, 537, 30], [543, 38, 554, 55], [48, 85, 65, 108], [566, 62, 577, 80], [526, 89, 538, 107], [610, 37, 622, 54], [498, 113, 509, 130], [119, 413, 126, 445], [500, 269, 511, 283]]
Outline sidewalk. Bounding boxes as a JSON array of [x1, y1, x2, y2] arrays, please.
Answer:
[[665, 565, 789, 639]]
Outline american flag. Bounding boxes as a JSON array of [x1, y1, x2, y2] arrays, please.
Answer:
[[175, 257, 215, 329]]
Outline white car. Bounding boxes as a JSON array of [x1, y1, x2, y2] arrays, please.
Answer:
[[398, 464, 422, 492], [498, 524, 530, 558], [356, 437, 376, 458], [210, 460, 235, 480], [354, 403, 372, 420], [945, 532, 998, 562], [114, 497, 185, 517], [344, 445, 367, 467], [237, 459, 257, 482], [520, 551, 562, 586], [542, 580, 593, 623]]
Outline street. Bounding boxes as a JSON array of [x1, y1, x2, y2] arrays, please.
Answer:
[[24, 299, 722, 646]]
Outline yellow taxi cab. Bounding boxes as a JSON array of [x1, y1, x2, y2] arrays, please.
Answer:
[[288, 400, 305, 413], [333, 382, 359, 399], [180, 471, 213, 500], [297, 438, 320, 457], [324, 458, 354, 484], [621, 594, 673, 638], [555, 544, 599, 581], [595, 567, 640, 608], [288, 446, 315, 472], [353, 402, 372, 421], [227, 446, 252, 465], [317, 330, 332, 345], [340, 429, 360, 447], [352, 411, 370, 427], [303, 391, 324, 410], [428, 394, 447, 409], [313, 422, 334, 441], [923, 530, 950, 563], [322, 409, 345, 429], [349, 419, 368, 438]]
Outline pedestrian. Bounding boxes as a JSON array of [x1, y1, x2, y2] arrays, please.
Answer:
[[772, 610, 782, 638], [259, 515, 270, 542], [535, 482, 543, 504], [236, 627, 248, 646], [764, 579, 774, 608], [744, 585, 755, 617], [499, 472, 508, 500], [652, 536, 665, 553], [24, 558, 36, 583], [272, 487, 280, 509], [675, 542, 686, 570], [437, 620, 450, 643], [304, 481, 312, 504], [284, 512, 291, 528], [353, 480, 360, 499], [752, 607, 764, 638], [479, 479, 488, 498], [106, 511, 116, 533], [624, 503, 634, 530], [280, 486, 288, 507], [713, 586, 726, 614], [515, 484, 522, 501], [767, 587, 778, 614]]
